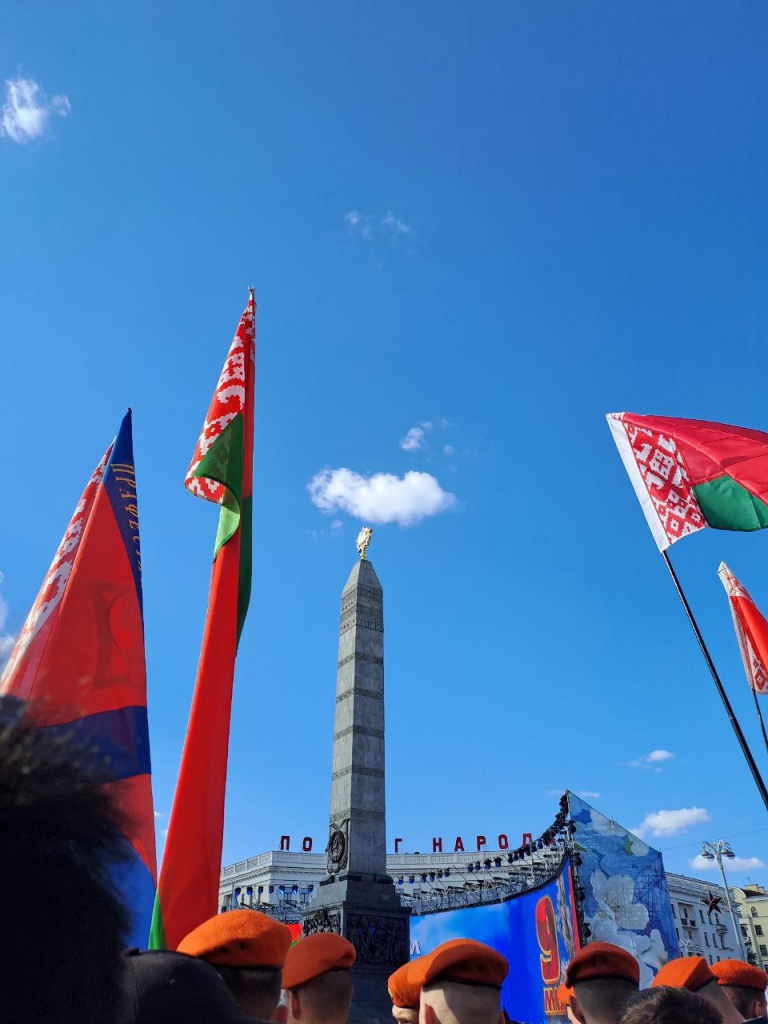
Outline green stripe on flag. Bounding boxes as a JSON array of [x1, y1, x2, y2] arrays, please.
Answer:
[[192, 414, 244, 555], [237, 493, 252, 643], [148, 893, 167, 949], [694, 475, 768, 531]]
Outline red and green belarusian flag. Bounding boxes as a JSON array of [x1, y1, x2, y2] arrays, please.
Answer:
[[149, 294, 255, 950], [718, 563, 768, 696], [607, 413, 768, 551]]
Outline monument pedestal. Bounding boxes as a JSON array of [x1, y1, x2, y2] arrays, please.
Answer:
[[304, 549, 410, 1024], [305, 877, 409, 1024]]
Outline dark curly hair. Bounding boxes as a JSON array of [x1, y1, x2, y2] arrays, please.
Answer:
[[0, 701, 129, 1023]]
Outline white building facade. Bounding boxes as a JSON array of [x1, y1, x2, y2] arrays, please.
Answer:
[[219, 845, 564, 920], [665, 872, 743, 965], [220, 849, 740, 958]]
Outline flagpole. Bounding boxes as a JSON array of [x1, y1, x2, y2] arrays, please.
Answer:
[[750, 686, 768, 755], [662, 551, 768, 814]]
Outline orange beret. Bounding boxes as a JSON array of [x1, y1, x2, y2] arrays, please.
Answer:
[[177, 910, 292, 969], [557, 983, 574, 1007], [652, 956, 714, 992], [389, 962, 422, 1009], [565, 942, 640, 987], [282, 933, 356, 989], [711, 959, 768, 992], [408, 939, 508, 989]]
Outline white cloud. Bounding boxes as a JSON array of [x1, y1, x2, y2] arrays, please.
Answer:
[[443, 445, 455, 456], [400, 422, 433, 452], [577, 791, 602, 800], [308, 468, 456, 527], [1, 77, 70, 144], [344, 209, 414, 245], [690, 854, 766, 873], [0, 573, 15, 662], [380, 210, 413, 239], [344, 210, 372, 239], [630, 749, 675, 770], [633, 807, 710, 838]]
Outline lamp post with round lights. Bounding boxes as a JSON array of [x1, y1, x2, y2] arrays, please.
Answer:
[[700, 840, 745, 958]]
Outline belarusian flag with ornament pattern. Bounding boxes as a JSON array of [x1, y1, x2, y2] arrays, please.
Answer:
[[607, 413, 768, 551], [149, 295, 255, 950], [718, 562, 768, 696]]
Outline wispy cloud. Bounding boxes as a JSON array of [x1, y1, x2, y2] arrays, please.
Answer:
[[308, 468, 455, 527], [400, 422, 433, 452], [307, 518, 344, 542], [577, 790, 602, 800], [1, 77, 70, 144], [690, 853, 766, 872], [0, 573, 16, 664], [344, 209, 414, 245], [630, 749, 675, 772], [380, 211, 413, 240], [633, 806, 710, 838]]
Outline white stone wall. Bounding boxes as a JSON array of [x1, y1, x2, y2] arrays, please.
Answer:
[[665, 872, 743, 963]]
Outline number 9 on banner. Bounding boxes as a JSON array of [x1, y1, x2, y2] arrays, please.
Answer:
[[535, 895, 561, 985]]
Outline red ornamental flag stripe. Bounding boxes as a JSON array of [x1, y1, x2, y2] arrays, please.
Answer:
[[607, 413, 768, 551], [718, 563, 768, 696]]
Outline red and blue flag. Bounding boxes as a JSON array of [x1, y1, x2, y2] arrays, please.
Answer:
[[1, 410, 156, 946]]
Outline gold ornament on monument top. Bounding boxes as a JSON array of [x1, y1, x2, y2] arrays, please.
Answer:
[[356, 526, 372, 560]]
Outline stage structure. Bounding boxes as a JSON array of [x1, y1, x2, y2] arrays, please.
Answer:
[[303, 532, 409, 1024]]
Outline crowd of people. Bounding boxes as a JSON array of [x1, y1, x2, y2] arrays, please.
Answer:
[[2, 704, 766, 1024]]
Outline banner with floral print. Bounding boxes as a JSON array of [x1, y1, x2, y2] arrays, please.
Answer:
[[569, 792, 678, 986]]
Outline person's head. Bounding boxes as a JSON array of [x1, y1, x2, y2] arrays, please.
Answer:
[[711, 960, 768, 1019], [408, 938, 508, 1024], [389, 960, 422, 1024], [116, 949, 255, 1024], [0, 707, 129, 1024], [178, 909, 292, 1021], [652, 957, 744, 1024], [282, 933, 356, 1024], [617, 986, 723, 1024], [561, 943, 640, 1024]]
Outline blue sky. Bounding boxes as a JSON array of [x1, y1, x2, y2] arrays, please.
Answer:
[[1, 2, 767, 889]]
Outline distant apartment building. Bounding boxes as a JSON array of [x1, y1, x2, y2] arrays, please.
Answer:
[[732, 884, 768, 969]]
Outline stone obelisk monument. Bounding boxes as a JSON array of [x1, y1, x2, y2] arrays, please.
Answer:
[[303, 528, 409, 1023]]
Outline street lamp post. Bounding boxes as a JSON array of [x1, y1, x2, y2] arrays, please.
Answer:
[[679, 936, 696, 956], [701, 840, 746, 958]]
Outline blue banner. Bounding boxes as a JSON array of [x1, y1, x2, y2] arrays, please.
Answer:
[[411, 857, 578, 1024]]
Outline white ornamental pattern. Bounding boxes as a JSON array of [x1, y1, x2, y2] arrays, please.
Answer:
[[1, 446, 111, 690], [624, 421, 705, 546], [185, 298, 255, 505]]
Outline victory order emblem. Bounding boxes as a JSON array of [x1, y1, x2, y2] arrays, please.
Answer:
[[356, 526, 372, 560]]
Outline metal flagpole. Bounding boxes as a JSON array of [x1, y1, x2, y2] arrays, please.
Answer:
[[750, 686, 768, 756], [662, 551, 768, 814]]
